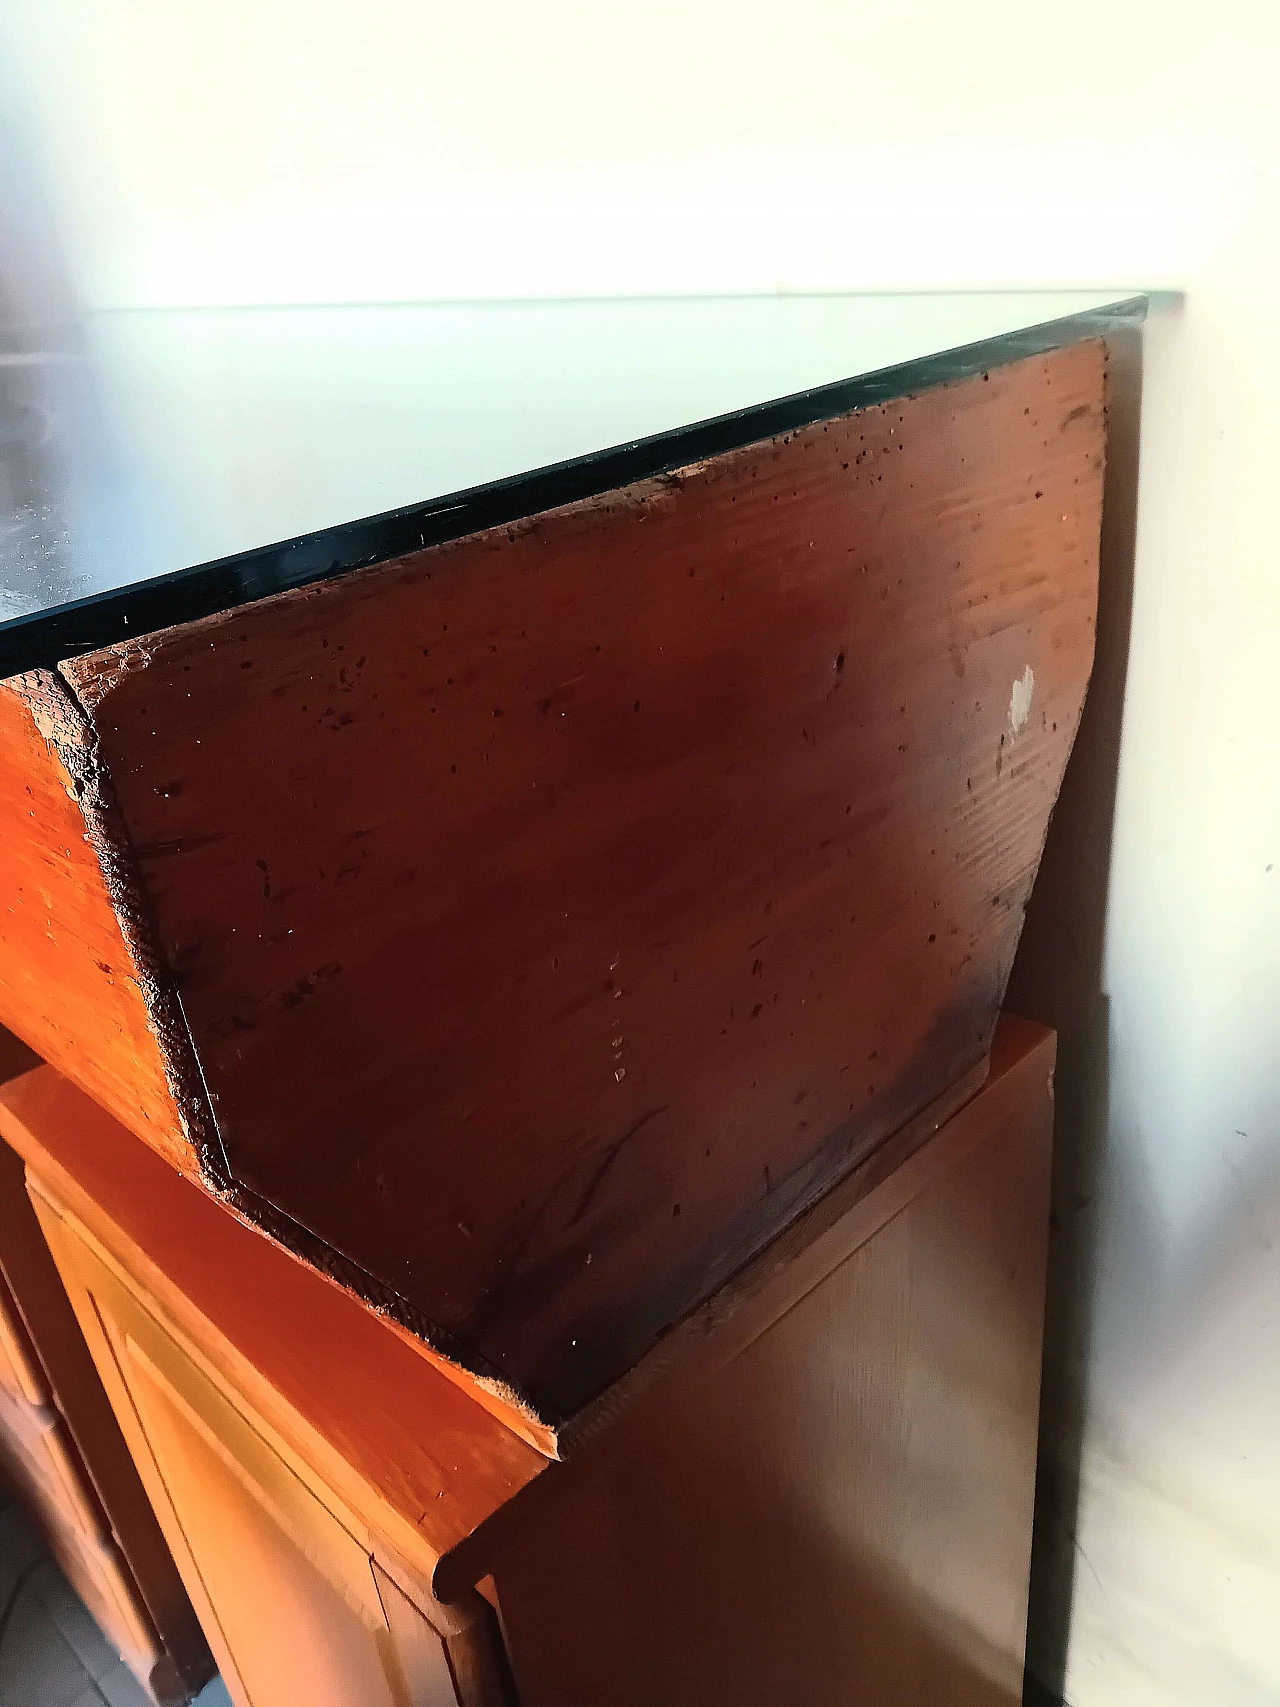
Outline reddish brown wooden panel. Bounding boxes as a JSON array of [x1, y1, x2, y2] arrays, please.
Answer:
[[53, 341, 1104, 1424], [0, 678, 194, 1172]]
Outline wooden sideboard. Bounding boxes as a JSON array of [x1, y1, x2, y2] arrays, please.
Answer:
[[0, 330, 1107, 1446], [0, 294, 1141, 1699], [0, 1028, 213, 1702], [0, 1015, 1053, 1707]]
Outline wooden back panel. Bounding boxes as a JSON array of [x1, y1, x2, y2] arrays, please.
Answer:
[[1, 341, 1104, 1429]]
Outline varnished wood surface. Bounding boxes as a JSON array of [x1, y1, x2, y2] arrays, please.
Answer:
[[485, 1023, 1055, 1706], [35, 340, 1104, 1428], [65, 1248, 469, 1705]]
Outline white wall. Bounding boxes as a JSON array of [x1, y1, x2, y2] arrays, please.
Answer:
[[4, 4, 1279, 1702]]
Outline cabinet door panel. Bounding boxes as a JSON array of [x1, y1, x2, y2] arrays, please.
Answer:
[[36, 1199, 462, 1707], [121, 1335, 417, 1707]]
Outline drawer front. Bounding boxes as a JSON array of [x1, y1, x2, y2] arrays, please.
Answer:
[[36, 1199, 483, 1707], [45, 1513, 165, 1682], [0, 1273, 50, 1406], [0, 1380, 109, 1542]]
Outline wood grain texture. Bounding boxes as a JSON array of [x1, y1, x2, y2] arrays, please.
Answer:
[[42, 340, 1105, 1427], [485, 1023, 1055, 1706], [0, 679, 197, 1173], [88, 1297, 463, 1707], [554, 1018, 1035, 1458]]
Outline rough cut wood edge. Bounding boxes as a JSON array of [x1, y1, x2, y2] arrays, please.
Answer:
[[207, 1172, 560, 1455], [0, 674, 210, 1176]]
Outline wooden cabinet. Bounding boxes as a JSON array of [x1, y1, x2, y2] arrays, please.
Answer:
[[0, 1029, 213, 1703], [1, 1014, 1053, 1707], [0, 296, 1129, 1700], [0, 317, 1112, 1445]]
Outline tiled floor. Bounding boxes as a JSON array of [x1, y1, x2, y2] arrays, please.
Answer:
[[0, 1497, 229, 1707]]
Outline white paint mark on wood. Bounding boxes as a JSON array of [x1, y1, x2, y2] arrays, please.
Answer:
[[1010, 665, 1035, 734]]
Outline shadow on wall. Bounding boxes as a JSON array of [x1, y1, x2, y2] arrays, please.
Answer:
[[1011, 302, 1280, 1705], [1006, 324, 1145, 1706]]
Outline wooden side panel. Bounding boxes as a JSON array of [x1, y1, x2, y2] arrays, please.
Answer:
[[0, 680, 193, 1171], [488, 1026, 1055, 1707], [63, 342, 1105, 1422]]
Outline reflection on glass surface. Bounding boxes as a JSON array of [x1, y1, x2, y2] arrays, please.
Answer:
[[1, 293, 1140, 648]]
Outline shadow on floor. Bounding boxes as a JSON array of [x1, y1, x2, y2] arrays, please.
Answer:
[[0, 1495, 229, 1707]]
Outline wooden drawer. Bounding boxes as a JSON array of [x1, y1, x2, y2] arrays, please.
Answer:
[[0, 1379, 110, 1543], [0, 1415, 156, 1668], [0, 1375, 166, 1696], [0, 1272, 50, 1406]]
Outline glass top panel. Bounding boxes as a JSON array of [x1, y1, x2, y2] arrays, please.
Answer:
[[0, 291, 1142, 667]]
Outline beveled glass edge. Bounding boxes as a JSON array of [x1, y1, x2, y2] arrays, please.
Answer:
[[0, 294, 1147, 675]]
